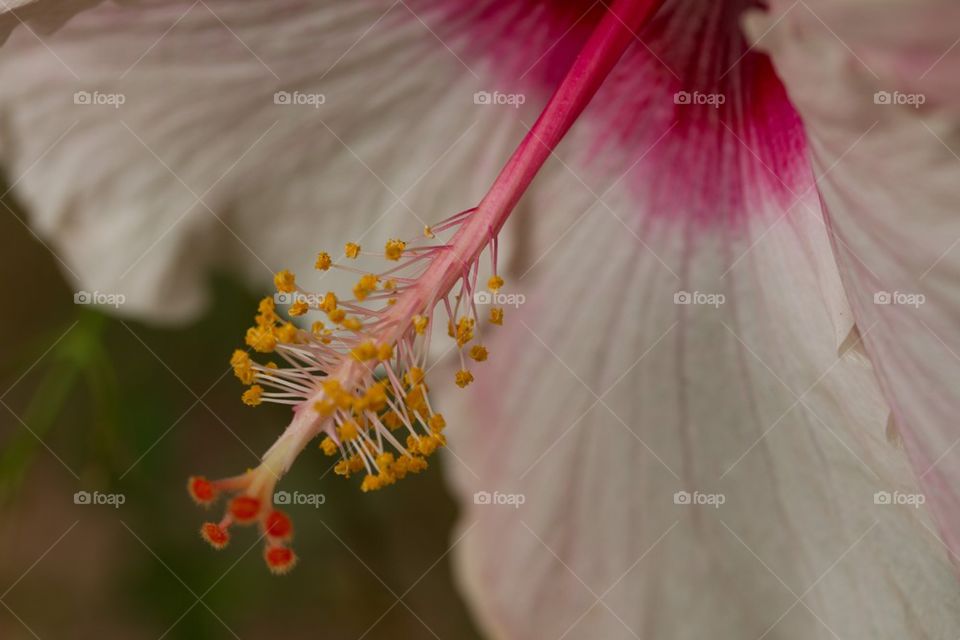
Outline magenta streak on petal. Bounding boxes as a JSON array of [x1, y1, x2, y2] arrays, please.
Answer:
[[413, 0, 812, 226]]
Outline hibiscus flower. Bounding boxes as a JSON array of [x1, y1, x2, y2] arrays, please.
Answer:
[[2, 0, 960, 637]]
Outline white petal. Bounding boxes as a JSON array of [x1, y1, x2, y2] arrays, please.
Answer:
[[748, 0, 960, 579], [0, 0, 520, 321], [444, 156, 960, 635]]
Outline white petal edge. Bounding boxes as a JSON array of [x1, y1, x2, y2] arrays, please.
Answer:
[[0, 0, 529, 322], [747, 0, 960, 577]]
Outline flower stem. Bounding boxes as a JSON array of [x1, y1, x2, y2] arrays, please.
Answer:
[[431, 0, 664, 291]]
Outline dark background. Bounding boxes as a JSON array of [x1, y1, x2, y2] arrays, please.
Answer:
[[0, 186, 483, 639]]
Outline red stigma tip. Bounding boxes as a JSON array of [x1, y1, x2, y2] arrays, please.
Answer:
[[264, 510, 293, 541], [201, 522, 230, 549], [264, 546, 297, 575], [229, 495, 261, 523], [188, 476, 218, 505]]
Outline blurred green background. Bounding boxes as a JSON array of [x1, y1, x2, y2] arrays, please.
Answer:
[[0, 186, 483, 639]]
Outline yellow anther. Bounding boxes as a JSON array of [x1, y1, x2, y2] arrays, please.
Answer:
[[455, 317, 475, 347], [241, 385, 263, 406], [387, 298, 397, 306], [245, 326, 276, 353], [351, 341, 378, 361], [320, 437, 338, 456], [314, 399, 336, 417], [289, 300, 309, 316], [365, 383, 388, 411], [413, 315, 429, 335], [428, 413, 446, 433], [423, 225, 435, 238], [336, 391, 353, 410], [404, 366, 425, 388], [488, 275, 504, 292], [314, 251, 332, 271], [322, 379, 342, 395], [353, 274, 379, 301], [258, 296, 276, 315], [257, 297, 278, 326], [343, 317, 363, 332], [383, 279, 396, 291], [489, 307, 504, 325], [391, 455, 418, 479], [335, 456, 364, 477], [420, 436, 438, 456], [274, 269, 296, 293], [418, 434, 444, 456], [469, 345, 488, 362], [266, 361, 278, 369], [383, 411, 403, 431], [407, 456, 428, 473], [406, 434, 420, 454], [311, 321, 325, 335], [455, 369, 474, 388], [361, 474, 382, 492], [392, 456, 408, 479], [377, 343, 394, 361], [320, 292, 338, 313], [384, 239, 406, 261], [405, 386, 427, 414], [231, 349, 256, 385], [352, 395, 369, 415], [277, 322, 299, 343], [375, 452, 395, 470], [328, 308, 346, 324], [338, 420, 360, 441], [230, 349, 249, 368], [345, 242, 361, 259]]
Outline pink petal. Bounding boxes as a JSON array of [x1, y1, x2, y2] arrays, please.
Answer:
[[438, 2, 960, 636], [418, 0, 811, 224]]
